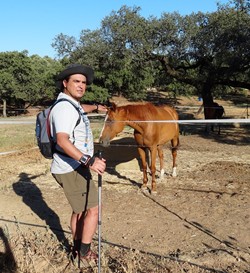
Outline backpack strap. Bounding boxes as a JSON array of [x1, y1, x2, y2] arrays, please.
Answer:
[[54, 98, 82, 128], [47, 98, 82, 157]]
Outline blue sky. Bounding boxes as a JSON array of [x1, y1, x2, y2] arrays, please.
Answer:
[[0, 0, 229, 58]]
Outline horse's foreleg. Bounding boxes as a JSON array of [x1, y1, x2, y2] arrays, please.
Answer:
[[150, 147, 157, 193], [218, 123, 221, 135], [171, 137, 179, 177], [137, 147, 148, 190], [157, 145, 164, 179]]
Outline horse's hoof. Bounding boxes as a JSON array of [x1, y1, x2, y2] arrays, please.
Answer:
[[151, 190, 157, 195], [160, 169, 165, 180], [141, 185, 149, 193], [172, 167, 177, 177]]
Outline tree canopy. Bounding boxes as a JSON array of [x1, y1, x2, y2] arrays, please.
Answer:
[[53, 0, 250, 104]]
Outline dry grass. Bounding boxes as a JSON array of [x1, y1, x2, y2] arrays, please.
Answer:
[[1, 224, 241, 273], [0, 119, 103, 154], [0, 124, 36, 153], [1, 98, 249, 273], [0, 224, 67, 273]]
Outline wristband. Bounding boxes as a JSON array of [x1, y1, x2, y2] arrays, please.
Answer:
[[88, 152, 100, 166], [94, 103, 98, 112], [79, 154, 91, 166]]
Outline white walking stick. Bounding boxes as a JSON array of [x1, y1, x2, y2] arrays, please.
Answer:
[[97, 150, 102, 273]]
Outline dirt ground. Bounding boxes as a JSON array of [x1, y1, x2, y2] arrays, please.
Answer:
[[0, 97, 250, 273]]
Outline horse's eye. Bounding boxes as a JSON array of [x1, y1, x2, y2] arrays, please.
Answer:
[[106, 118, 112, 123], [106, 118, 114, 124]]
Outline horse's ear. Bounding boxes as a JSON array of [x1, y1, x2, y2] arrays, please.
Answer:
[[105, 100, 116, 111], [111, 102, 117, 111]]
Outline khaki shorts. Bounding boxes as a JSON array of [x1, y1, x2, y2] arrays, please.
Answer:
[[52, 166, 98, 213]]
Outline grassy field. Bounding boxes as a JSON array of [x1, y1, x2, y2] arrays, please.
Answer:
[[0, 124, 36, 153], [0, 120, 105, 153]]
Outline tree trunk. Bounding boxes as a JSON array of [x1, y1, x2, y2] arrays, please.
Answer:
[[2, 99, 7, 117], [201, 81, 214, 106]]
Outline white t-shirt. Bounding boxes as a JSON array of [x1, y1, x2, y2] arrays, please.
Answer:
[[50, 92, 94, 174]]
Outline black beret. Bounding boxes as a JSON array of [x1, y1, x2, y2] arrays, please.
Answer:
[[56, 64, 94, 86]]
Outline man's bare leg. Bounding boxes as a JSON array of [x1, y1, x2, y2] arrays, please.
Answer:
[[70, 206, 98, 257]]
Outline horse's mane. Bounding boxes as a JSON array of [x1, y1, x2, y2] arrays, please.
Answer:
[[125, 103, 159, 120]]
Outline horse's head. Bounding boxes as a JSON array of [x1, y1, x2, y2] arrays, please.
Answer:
[[99, 103, 127, 147]]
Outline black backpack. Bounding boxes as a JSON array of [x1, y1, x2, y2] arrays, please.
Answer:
[[35, 98, 81, 159]]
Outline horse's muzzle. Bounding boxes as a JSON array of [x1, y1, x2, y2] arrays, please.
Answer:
[[99, 137, 110, 148]]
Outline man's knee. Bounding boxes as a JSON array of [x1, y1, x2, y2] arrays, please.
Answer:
[[88, 205, 98, 217]]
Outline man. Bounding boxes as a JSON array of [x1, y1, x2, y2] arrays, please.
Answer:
[[50, 64, 106, 263]]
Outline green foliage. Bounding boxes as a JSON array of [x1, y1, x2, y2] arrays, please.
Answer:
[[167, 81, 197, 97], [29, 56, 63, 103], [81, 85, 110, 103], [1, 0, 250, 109], [0, 51, 32, 104], [51, 33, 77, 58], [52, 1, 248, 103], [0, 52, 62, 109]]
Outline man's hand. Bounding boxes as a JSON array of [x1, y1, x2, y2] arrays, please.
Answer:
[[89, 157, 106, 175]]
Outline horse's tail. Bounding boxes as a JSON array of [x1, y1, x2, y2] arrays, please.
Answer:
[[218, 105, 225, 118], [196, 104, 204, 116], [222, 106, 225, 116], [171, 135, 180, 151]]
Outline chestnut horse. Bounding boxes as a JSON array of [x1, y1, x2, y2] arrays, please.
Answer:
[[99, 102, 180, 193]]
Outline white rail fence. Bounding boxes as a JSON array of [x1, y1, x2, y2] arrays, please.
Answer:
[[1, 105, 249, 156]]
